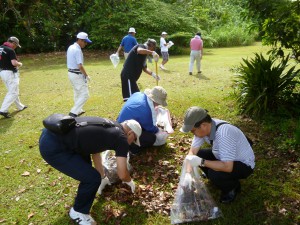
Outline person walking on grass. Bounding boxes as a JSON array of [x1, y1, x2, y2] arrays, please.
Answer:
[[116, 27, 138, 60], [181, 106, 255, 204], [159, 32, 170, 70], [189, 32, 203, 75], [39, 117, 142, 225], [0, 36, 27, 118], [67, 32, 92, 118], [121, 38, 160, 102]]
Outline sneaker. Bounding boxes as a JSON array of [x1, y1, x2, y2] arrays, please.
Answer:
[[159, 64, 166, 70], [19, 105, 28, 111], [69, 112, 78, 117], [69, 207, 97, 225], [189, 72, 192, 75], [198, 71, 202, 74], [0, 111, 11, 118]]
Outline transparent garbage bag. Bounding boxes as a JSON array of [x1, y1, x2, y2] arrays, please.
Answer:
[[170, 159, 222, 224], [156, 106, 174, 134], [102, 150, 132, 184], [109, 53, 120, 68]]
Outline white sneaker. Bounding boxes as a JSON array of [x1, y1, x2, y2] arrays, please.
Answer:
[[160, 64, 166, 70], [69, 207, 97, 225]]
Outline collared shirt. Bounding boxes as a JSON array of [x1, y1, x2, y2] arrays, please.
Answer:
[[190, 35, 203, 51], [67, 42, 83, 70], [160, 37, 168, 52], [120, 34, 138, 53], [191, 118, 255, 169]]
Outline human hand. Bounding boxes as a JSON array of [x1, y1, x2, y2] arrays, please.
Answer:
[[181, 172, 193, 189], [86, 76, 91, 82], [97, 176, 111, 194], [115, 52, 119, 56], [18, 62, 23, 67], [185, 155, 205, 167], [123, 179, 135, 193], [151, 72, 160, 81], [152, 51, 159, 62]]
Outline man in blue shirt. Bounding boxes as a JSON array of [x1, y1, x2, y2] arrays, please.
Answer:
[[116, 27, 138, 59], [117, 86, 168, 154]]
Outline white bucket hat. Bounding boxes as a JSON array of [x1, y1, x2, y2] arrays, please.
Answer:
[[125, 119, 142, 146], [144, 86, 168, 107]]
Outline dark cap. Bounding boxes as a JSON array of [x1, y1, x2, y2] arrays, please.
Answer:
[[180, 106, 208, 133]]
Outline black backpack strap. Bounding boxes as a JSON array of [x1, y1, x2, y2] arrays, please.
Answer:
[[210, 122, 229, 145]]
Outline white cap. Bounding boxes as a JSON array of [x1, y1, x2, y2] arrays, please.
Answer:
[[125, 119, 142, 146], [128, 27, 136, 33], [76, 32, 92, 43], [161, 31, 167, 35]]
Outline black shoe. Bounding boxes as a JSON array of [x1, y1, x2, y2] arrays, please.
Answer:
[[19, 105, 28, 111], [69, 112, 78, 117], [198, 71, 202, 74], [220, 183, 241, 204], [78, 111, 85, 116], [189, 72, 192, 75], [0, 111, 11, 118]]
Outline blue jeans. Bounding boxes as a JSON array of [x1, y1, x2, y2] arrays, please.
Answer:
[[39, 129, 101, 214]]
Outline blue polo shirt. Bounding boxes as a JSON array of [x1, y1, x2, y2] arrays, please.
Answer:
[[120, 34, 138, 53]]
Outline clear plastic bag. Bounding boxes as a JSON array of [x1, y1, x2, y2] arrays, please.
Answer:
[[156, 106, 174, 134], [109, 53, 120, 68], [102, 150, 132, 184], [170, 160, 222, 224]]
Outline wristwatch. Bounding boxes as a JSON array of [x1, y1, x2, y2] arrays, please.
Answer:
[[200, 159, 206, 167]]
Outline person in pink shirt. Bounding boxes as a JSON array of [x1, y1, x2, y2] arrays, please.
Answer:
[[189, 32, 203, 75]]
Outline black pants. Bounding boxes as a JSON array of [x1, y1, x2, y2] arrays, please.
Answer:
[[121, 76, 139, 101], [129, 130, 156, 154], [197, 148, 253, 193]]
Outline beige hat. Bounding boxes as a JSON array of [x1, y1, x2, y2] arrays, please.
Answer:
[[144, 86, 168, 107], [180, 106, 208, 133], [8, 37, 21, 48], [128, 27, 136, 33], [125, 119, 142, 146]]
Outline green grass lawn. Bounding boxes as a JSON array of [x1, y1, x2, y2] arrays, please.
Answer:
[[0, 43, 299, 225]]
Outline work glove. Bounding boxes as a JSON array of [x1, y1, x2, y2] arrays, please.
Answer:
[[18, 62, 23, 67], [123, 179, 135, 193], [152, 51, 159, 62], [181, 172, 193, 190], [151, 72, 160, 81], [97, 176, 111, 195], [185, 155, 205, 167]]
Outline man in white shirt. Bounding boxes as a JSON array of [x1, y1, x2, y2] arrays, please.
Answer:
[[67, 32, 92, 117], [159, 32, 170, 70], [181, 106, 255, 203]]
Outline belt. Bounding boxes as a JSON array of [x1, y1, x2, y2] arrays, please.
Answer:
[[68, 69, 81, 74], [0, 68, 17, 73]]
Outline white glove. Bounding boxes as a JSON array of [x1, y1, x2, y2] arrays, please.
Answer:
[[18, 62, 23, 67], [185, 155, 205, 167], [115, 52, 119, 56], [152, 51, 159, 62], [85, 76, 90, 82], [181, 172, 193, 189], [123, 179, 135, 193], [151, 72, 160, 81], [97, 176, 111, 194]]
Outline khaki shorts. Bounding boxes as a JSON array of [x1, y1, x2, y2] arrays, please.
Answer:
[[161, 51, 169, 61]]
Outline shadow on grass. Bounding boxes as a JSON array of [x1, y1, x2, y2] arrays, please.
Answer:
[[0, 116, 14, 133]]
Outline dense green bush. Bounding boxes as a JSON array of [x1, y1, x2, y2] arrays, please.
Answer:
[[232, 53, 300, 117]]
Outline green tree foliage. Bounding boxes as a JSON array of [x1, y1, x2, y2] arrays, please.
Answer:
[[244, 0, 300, 60], [233, 53, 300, 117]]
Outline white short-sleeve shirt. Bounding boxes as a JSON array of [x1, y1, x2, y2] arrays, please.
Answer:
[[160, 37, 168, 52], [67, 42, 83, 69]]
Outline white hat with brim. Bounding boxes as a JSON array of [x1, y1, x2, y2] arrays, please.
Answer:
[[144, 86, 168, 107], [128, 27, 136, 33], [125, 119, 142, 146], [161, 32, 167, 35], [77, 32, 92, 43]]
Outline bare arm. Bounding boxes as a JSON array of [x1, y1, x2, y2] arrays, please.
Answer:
[[116, 45, 122, 55], [142, 67, 153, 76], [137, 47, 154, 55], [92, 153, 105, 177], [78, 64, 88, 77], [116, 156, 131, 182], [11, 59, 22, 67]]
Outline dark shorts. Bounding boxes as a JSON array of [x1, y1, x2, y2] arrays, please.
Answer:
[[161, 51, 169, 61]]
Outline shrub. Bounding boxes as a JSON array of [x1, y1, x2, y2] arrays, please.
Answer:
[[232, 53, 300, 117]]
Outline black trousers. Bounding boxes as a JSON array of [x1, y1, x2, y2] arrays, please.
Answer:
[[129, 130, 156, 154], [121, 76, 139, 101], [197, 148, 253, 193]]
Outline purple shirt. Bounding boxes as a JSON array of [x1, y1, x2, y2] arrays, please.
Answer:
[[190, 35, 203, 51]]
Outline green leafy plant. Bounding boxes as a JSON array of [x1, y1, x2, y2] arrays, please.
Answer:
[[233, 53, 300, 117]]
